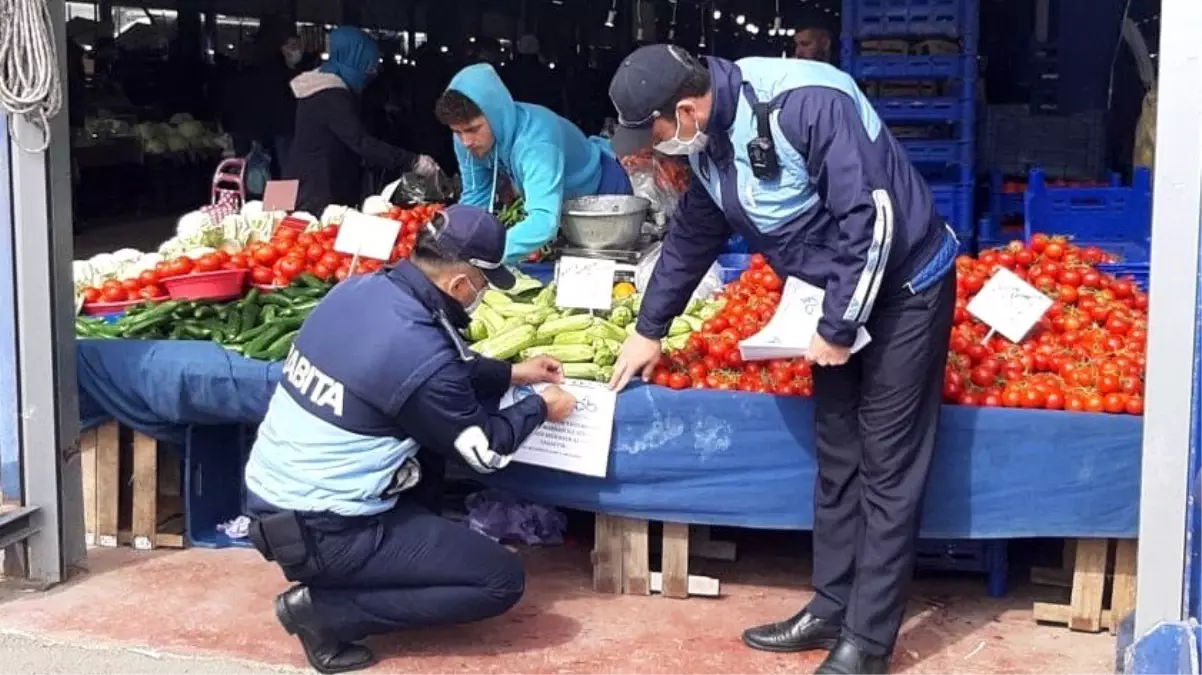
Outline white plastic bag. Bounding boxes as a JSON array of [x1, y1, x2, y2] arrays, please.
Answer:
[[636, 242, 724, 302]]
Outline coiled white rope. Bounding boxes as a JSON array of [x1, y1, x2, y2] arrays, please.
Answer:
[[0, 0, 62, 152]]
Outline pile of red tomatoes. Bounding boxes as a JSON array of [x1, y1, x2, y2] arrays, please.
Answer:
[[651, 254, 816, 396], [944, 235, 1147, 415], [655, 237, 1148, 415]]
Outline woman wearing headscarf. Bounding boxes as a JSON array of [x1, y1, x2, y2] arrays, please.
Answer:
[[285, 27, 438, 213]]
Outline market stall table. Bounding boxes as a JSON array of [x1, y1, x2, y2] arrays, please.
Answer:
[[76, 337, 1140, 526]]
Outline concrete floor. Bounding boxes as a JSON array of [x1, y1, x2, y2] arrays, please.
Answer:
[[0, 544, 1115, 675]]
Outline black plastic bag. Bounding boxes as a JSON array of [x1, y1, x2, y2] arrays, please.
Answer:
[[387, 169, 461, 207]]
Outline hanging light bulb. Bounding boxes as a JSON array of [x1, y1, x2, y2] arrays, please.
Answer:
[[605, 0, 617, 28], [713, 9, 721, 20], [787, 28, 797, 37], [735, 14, 746, 25]]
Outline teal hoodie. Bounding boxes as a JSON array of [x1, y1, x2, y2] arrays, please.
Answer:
[[447, 64, 612, 263]]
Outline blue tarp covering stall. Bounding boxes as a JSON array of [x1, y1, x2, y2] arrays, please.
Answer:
[[76, 338, 1142, 538]]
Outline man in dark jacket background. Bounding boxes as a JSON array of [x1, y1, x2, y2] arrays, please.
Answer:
[[285, 27, 438, 213]]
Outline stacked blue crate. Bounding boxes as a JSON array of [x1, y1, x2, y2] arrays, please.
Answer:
[[843, 0, 978, 252], [844, 0, 1006, 596]]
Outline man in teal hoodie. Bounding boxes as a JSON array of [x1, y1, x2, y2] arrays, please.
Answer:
[[436, 63, 634, 263]]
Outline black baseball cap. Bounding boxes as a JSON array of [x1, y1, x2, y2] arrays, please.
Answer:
[[427, 204, 515, 290], [608, 44, 707, 157]]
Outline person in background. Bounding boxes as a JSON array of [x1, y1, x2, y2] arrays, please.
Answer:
[[502, 34, 563, 113], [794, 26, 834, 63], [436, 63, 633, 263], [472, 37, 503, 67], [244, 204, 577, 675], [606, 44, 957, 675], [285, 27, 438, 214], [227, 20, 303, 177]]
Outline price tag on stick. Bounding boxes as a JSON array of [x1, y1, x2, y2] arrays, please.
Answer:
[[262, 180, 299, 212], [334, 210, 402, 274], [966, 268, 1054, 343], [555, 256, 616, 311]]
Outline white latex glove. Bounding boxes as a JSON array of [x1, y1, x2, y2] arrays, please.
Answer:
[[413, 155, 440, 177]]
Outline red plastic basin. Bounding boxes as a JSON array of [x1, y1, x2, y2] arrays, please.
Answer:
[[161, 269, 248, 301], [81, 298, 151, 316], [251, 283, 284, 294]]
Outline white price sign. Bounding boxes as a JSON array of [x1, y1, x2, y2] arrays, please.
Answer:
[[500, 379, 616, 478], [555, 256, 615, 311], [333, 210, 402, 262], [966, 267, 1054, 343]]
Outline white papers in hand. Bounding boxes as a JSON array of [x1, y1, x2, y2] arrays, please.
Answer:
[[738, 277, 872, 361]]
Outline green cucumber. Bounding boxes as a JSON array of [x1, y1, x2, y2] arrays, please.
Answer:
[[231, 322, 274, 345], [262, 330, 299, 361], [243, 325, 286, 357], [260, 305, 278, 324], [240, 303, 261, 333], [297, 273, 326, 289], [261, 293, 294, 308], [224, 308, 242, 337], [193, 304, 215, 319], [241, 288, 261, 307]]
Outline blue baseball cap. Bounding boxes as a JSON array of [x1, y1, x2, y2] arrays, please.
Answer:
[[608, 44, 707, 156], [427, 204, 515, 289]]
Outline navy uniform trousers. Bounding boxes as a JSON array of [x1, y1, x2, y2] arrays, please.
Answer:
[[256, 452, 525, 644], [803, 266, 956, 656]]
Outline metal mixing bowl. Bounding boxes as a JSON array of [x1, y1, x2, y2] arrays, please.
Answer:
[[560, 195, 652, 250]]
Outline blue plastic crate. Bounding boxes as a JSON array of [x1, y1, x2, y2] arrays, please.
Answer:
[[185, 424, 253, 549], [518, 262, 556, 285], [1097, 262, 1149, 291], [872, 96, 969, 123], [916, 539, 1008, 598], [849, 0, 973, 38], [716, 253, 751, 284], [929, 182, 974, 235], [902, 139, 969, 166], [1023, 168, 1153, 243], [850, 53, 967, 79]]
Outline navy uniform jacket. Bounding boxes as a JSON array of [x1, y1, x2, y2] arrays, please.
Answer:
[[244, 262, 546, 516], [637, 57, 953, 347]]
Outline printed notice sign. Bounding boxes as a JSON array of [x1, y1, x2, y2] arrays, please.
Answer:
[[555, 256, 616, 311], [499, 379, 616, 478], [966, 268, 1054, 343]]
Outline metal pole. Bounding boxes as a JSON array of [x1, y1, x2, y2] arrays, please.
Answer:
[[7, 0, 84, 583], [1134, 0, 1202, 638]]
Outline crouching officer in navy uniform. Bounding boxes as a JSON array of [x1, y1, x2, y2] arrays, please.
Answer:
[[243, 204, 577, 674], [606, 45, 958, 675]]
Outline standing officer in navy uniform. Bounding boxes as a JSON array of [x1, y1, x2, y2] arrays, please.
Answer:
[[606, 45, 958, 675], [244, 204, 577, 674]]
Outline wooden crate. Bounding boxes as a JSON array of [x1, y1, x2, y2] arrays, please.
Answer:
[[79, 421, 185, 551], [1032, 538, 1137, 634], [590, 514, 726, 599]]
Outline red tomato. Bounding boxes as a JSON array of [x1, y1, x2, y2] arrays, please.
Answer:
[[138, 285, 165, 300], [253, 247, 279, 266], [667, 373, 690, 390], [228, 253, 251, 270], [137, 270, 160, 287], [305, 244, 326, 263], [195, 253, 223, 273], [101, 286, 128, 302], [312, 263, 334, 280], [166, 256, 194, 277], [250, 266, 275, 285], [82, 287, 102, 303], [121, 278, 142, 293]]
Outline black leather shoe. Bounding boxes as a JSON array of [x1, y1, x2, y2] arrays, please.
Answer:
[[742, 610, 841, 653], [815, 638, 890, 674], [275, 586, 377, 674]]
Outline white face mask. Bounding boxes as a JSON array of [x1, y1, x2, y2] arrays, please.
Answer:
[[655, 107, 708, 156], [283, 48, 302, 68]]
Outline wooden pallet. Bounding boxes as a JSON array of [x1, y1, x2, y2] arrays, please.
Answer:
[[590, 514, 726, 599], [79, 421, 185, 551], [1031, 538, 1137, 634]]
